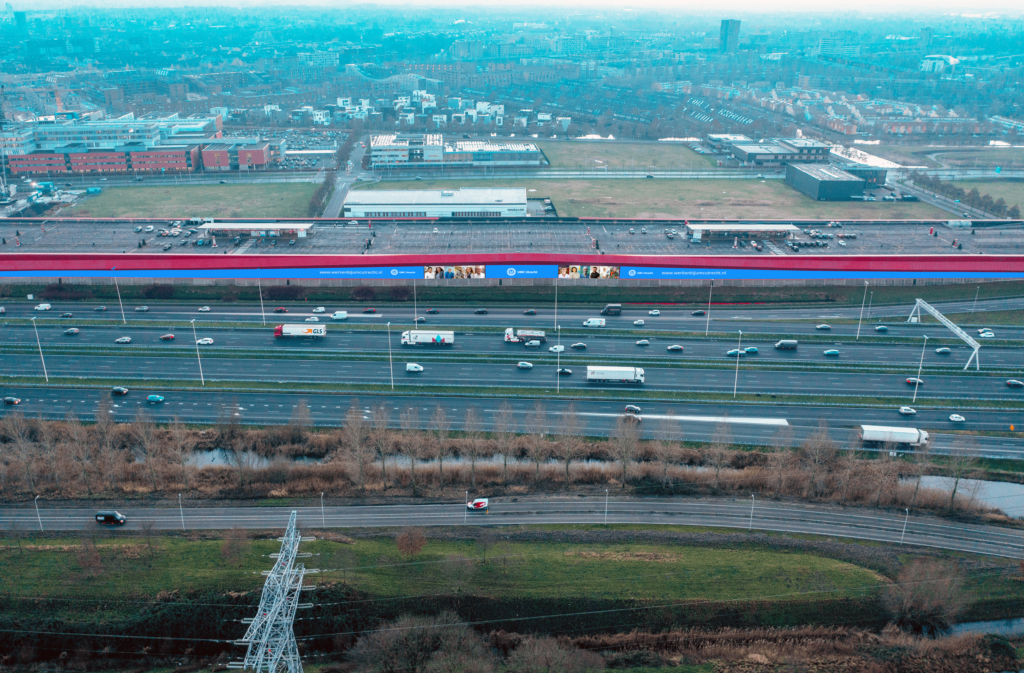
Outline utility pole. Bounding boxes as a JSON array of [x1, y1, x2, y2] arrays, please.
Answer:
[[34, 495, 42, 531], [178, 493, 185, 530], [257, 277, 266, 325], [190, 319, 205, 385], [30, 317, 48, 382], [705, 281, 713, 336], [732, 330, 742, 398], [913, 336, 928, 403], [387, 322, 394, 390], [856, 281, 869, 340]]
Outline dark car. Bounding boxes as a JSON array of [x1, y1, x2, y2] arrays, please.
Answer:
[[362, 308, 376, 314], [625, 405, 642, 414], [524, 309, 537, 316], [95, 306, 107, 312], [60, 312, 73, 318], [557, 368, 572, 375], [426, 308, 439, 314], [159, 334, 175, 341], [475, 308, 488, 314], [112, 387, 129, 395], [691, 310, 705, 316], [3, 397, 20, 405], [273, 307, 288, 313], [1007, 380, 1024, 388], [64, 328, 80, 335], [95, 511, 126, 526]]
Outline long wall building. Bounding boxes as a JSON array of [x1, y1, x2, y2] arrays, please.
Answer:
[[369, 133, 543, 168], [343, 188, 528, 218]]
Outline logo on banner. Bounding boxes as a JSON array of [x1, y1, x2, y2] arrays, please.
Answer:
[[628, 269, 636, 277], [391, 269, 398, 276], [507, 268, 517, 277]]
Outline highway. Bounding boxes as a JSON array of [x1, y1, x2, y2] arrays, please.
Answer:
[[3, 497, 1023, 559], [2, 386, 1022, 458], [4, 323, 1021, 369]]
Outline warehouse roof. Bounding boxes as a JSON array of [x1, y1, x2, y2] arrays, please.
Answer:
[[732, 143, 790, 154], [685, 223, 800, 232], [345, 188, 527, 206], [788, 163, 864, 182], [199, 222, 316, 231]]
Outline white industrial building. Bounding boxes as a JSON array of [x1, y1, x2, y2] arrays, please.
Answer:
[[343, 188, 528, 218]]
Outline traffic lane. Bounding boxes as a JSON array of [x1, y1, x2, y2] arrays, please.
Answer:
[[3, 385, 1023, 454], [4, 323, 1019, 369], [6, 352, 1020, 399], [4, 500, 1021, 559]]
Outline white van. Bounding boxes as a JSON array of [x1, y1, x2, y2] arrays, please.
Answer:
[[331, 311, 348, 320], [583, 318, 606, 328], [34, 303, 52, 311], [406, 363, 424, 372]]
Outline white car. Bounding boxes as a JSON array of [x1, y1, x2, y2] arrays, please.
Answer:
[[406, 363, 424, 373], [144, 225, 154, 233], [636, 340, 650, 346], [977, 329, 993, 334], [34, 303, 52, 311], [198, 306, 210, 312], [135, 306, 149, 312], [115, 336, 132, 344], [331, 311, 348, 320], [649, 310, 660, 316], [517, 361, 533, 369], [816, 324, 831, 331], [633, 319, 645, 326], [949, 414, 965, 422], [899, 406, 917, 416], [433, 227, 439, 233], [837, 240, 846, 247], [305, 316, 320, 322], [196, 338, 214, 345], [313, 307, 326, 313], [979, 332, 994, 338], [524, 340, 541, 348], [549, 345, 565, 353]]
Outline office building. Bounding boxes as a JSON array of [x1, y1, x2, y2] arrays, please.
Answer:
[[720, 20, 741, 54], [368, 133, 542, 168], [343, 188, 528, 218], [785, 163, 865, 201]]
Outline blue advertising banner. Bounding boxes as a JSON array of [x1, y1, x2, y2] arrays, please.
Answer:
[[620, 267, 1023, 280], [485, 265, 559, 279], [4, 267, 426, 280]]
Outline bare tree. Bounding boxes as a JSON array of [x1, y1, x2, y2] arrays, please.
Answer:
[[140, 519, 158, 563], [656, 410, 683, 485], [506, 637, 605, 673], [94, 398, 124, 492], [462, 407, 483, 490], [554, 403, 584, 487], [343, 402, 369, 490], [36, 417, 59, 491], [874, 448, 900, 508], [526, 401, 548, 483], [767, 425, 794, 498], [396, 527, 426, 558], [64, 411, 93, 495], [611, 416, 640, 488], [909, 437, 932, 508], [132, 407, 161, 492], [348, 612, 495, 673], [835, 430, 861, 506], [882, 559, 967, 634], [288, 399, 312, 443], [946, 439, 977, 511], [220, 527, 252, 568], [400, 405, 421, 494], [494, 401, 517, 485], [1, 412, 34, 493], [800, 421, 837, 499], [443, 553, 476, 593], [431, 405, 451, 488], [167, 416, 194, 490], [475, 529, 496, 563], [371, 403, 395, 488], [706, 420, 733, 490]]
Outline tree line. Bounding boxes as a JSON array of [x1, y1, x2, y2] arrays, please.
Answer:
[[912, 173, 1021, 219]]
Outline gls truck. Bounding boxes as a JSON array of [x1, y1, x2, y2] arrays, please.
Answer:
[[274, 324, 327, 339], [859, 425, 930, 448], [504, 328, 547, 343], [402, 330, 455, 346], [586, 366, 645, 384]]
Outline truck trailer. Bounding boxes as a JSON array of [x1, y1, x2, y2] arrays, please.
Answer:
[[504, 328, 546, 343], [402, 330, 455, 346], [859, 425, 930, 448], [586, 366, 645, 384], [274, 324, 327, 338], [775, 340, 799, 349]]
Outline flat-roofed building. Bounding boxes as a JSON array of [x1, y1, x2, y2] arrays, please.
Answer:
[[706, 134, 752, 150], [785, 163, 865, 201], [343, 188, 528, 218], [199, 222, 315, 238], [730, 137, 831, 166], [368, 133, 542, 168], [684, 223, 800, 241]]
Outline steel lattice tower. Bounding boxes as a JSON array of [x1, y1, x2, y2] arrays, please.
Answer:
[[230, 511, 315, 673]]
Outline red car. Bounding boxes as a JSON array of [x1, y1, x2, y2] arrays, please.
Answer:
[[159, 334, 175, 341], [362, 308, 376, 314], [274, 307, 288, 313]]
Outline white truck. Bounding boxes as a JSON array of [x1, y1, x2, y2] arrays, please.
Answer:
[[586, 366, 645, 384], [583, 318, 606, 328], [274, 324, 326, 339], [859, 425, 930, 448], [504, 328, 546, 343], [401, 330, 454, 346]]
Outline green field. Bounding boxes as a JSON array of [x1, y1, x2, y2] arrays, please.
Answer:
[[951, 179, 1024, 211], [537, 140, 718, 170], [860, 145, 1024, 169], [358, 178, 949, 220], [64, 183, 318, 219]]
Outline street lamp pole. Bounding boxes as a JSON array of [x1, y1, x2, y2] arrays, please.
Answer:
[[413, 279, 417, 322], [190, 319, 205, 385], [748, 494, 755, 531], [604, 489, 609, 525], [856, 281, 869, 340], [900, 508, 909, 544], [34, 495, 42, 531], [556, 325, 561, 393], [972, 286, 979, 313], [387, 322, 394, 390], [113, 275, 126, 325], [705, 281, 713, 336], [321, 492, 325, 527], [257, 276, 266, 326], [178, 493, 185, 530], [732, 330, 742, 398], [866, 292, 873, 320], [30, 317, 48, 382], [464, 490, 469, 525], [912, 336, 928, 403]]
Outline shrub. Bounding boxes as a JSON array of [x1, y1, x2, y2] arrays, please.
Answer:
[[141, 284, 175, 300], [396, 527, 426, 558], [39, 284, 92, 301], [389, 286, 412, 301], [265, 286, 304, 301], [352, 285, 376, 302], [883, 559, 967, 634]]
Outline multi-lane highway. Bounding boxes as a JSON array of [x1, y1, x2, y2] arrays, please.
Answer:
[[3, 497, 1022, 559]]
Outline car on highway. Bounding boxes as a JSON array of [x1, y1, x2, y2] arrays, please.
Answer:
[[570, 343, 587, 349], [977, 329, 993, 334], [331, 311, 348, 320], [144, 225, 154, 233], [875, 325, 888, 332], [115, 337, 132, 344], [147, 395, 165, 404], [633, 319, 645, 326], [949, 414, 966, 423], [549, 345, 565, 353], [467, 498, 488, 513], [557, 368, 572, 375], [1007, 380, 1024, 388], [691, 310, 705, 316], [363, 308, 376, 314], [111, 387, 129, 396], [623, 413, 642, 422], [198, 306, 211, 312], [636, 340, 650, 346], [475, 308, 488, 314], [313, 307, 325, 313], [274, 307, 288, 313], [96, 511, 127, 526], [406, 363, 424, 373], [305, 317, 319, 322], [823, 349, 840, 356], [57, 311, 73, 318], [524, 340, 541, 348], [726, 349, 745, 357], [899, 406, 917, 415], [816, 324, 831, 330], [524, 309, 537, 315], [34, 303, 51, 311], [517, 361, 534, 369], [196, 338, 214, 345], [159, 334, 175, 341], [649, 310, 661, 316], [667, 345, 684, 352], [94, 306, 107, 312], [744, 347, 758, 354], [426, 308, 439, 314], [935, 347, 952, 354], [906, 378, 924, 386], [3, 397, 20, 405], [414, 316, 426, 323], [625, 405, 642, 414], [64, 328, 79, 335], [979, 332, 994, 338], [134, 226, 143, 233], [135, 306, 149, 312]]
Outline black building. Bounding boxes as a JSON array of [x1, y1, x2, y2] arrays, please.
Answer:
[[786, 163, 865, 201]]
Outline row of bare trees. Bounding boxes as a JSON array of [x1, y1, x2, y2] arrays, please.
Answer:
[[0, 401, 991, 516]]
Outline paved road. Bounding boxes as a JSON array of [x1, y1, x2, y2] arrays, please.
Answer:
[[6, 323, 1020, 369], [2, 387, 1021, 458], [3, 498, 1022, 559]]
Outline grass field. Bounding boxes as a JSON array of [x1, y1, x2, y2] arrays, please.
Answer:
[[951, 179, 1024, 211], [860, 145, 1024, 169], [64, 183, 318, 219], [537, 140, 719, 170], [358, 178, 949, 220]]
